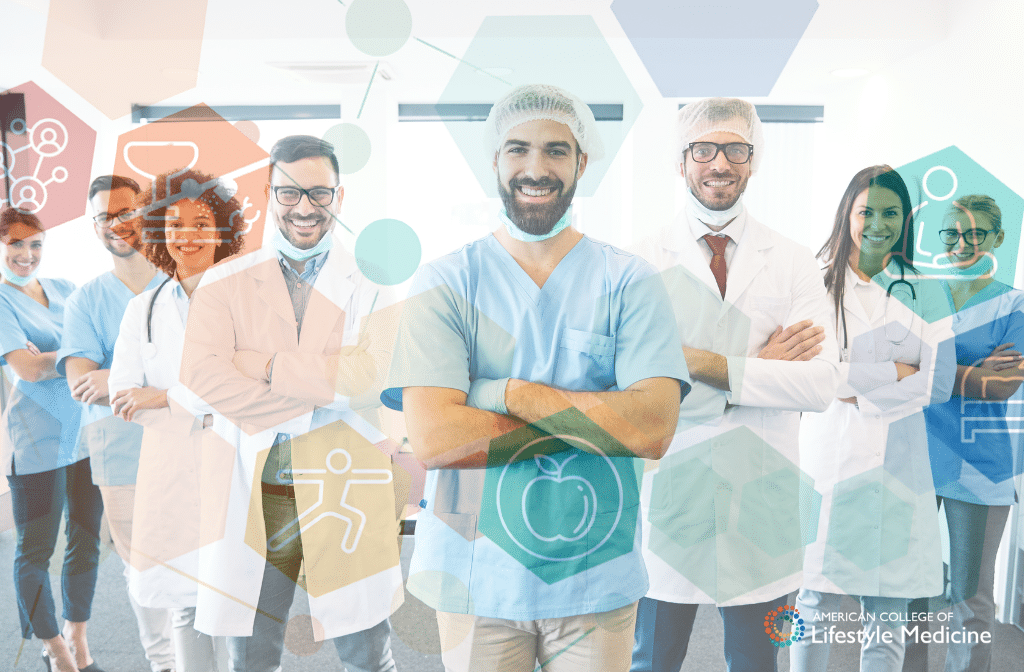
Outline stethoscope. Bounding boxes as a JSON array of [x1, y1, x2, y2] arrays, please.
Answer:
[[839, 271, 917, 362], [143, 276, 174, 358]]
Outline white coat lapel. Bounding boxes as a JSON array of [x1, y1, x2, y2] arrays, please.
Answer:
[[666, 212, 719, 293], [723, 215, 769, 304], [303, 239, 357, 352], [246, 254, 298, 332]]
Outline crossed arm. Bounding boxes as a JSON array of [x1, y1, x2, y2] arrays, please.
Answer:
[[955, 342, 1024, 400], [4, 343, 60, 383], [403, 376, 681, 470]]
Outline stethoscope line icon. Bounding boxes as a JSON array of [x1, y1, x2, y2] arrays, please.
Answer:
[[266, 447, 393, 555]]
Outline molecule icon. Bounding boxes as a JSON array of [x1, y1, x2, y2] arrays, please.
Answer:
[[1, 116, 71, 214]]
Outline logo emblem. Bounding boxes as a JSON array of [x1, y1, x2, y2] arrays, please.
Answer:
[[766, 604, 804, 647]]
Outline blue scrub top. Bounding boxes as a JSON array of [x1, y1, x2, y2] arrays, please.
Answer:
[[1, 278, 84, 476], [925, 280, 1024, 505], [386, 234, 690, 620], [57, 271, 166, 485]]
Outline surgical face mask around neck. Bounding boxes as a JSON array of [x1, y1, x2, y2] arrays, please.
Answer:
[[499, 205, 573, 243], [0, 258, 38, 287], [945, 250, 997, 280], [270, 225, 334, 261], [684, 187, 744, 228]]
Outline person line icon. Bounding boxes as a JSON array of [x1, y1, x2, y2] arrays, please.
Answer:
[[266, 447, 393, 554]]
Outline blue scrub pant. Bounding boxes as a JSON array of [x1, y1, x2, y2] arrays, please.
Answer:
[[631, 594, 787, 672], [903, 497, 1010, 672], [226, 492, 395, 672], [8, 457, 104, 640]]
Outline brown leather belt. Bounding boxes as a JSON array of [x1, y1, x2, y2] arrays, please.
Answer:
[[261, 482, 296, 499]]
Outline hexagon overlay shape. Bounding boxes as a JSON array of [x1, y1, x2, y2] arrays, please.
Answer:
[[1, 81, 96, 227], [437, 15, 642, 197], [43, 0, 207, 120], [824, 468, 914, 579], [243, 420, 400, 596], [112, 104, 269, 258], [896, 146, 1024, 312], [477, 410, 643, 586], [648, 427, 818, 603], [611, 0, 819, 97]]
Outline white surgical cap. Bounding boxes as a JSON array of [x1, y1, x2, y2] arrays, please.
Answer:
[[486, 84, 605, 162], [676, 97, 764, 174]]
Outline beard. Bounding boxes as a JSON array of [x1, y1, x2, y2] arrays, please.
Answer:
[[686, 170, 749, 212], [497, 173, 577, 236]]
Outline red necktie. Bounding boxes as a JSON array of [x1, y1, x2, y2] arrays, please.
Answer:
[[702, 233, 731, 298]]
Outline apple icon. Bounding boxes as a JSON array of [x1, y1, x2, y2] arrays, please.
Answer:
[[521, 453, 598, 543]]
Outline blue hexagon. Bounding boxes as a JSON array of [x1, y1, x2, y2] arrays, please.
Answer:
[[436, 15, 643, 196], [611, 0, 819, 97]]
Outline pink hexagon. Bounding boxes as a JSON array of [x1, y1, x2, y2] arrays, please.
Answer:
[[1, 81, 96, 228]]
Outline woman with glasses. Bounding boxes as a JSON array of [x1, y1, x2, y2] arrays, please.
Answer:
[[108, 168, 245, 672], [790, 166, 955, 672], [0, 207, 103, 672], [903, 195, 1024, 672]]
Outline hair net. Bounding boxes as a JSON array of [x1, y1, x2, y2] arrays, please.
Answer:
[[676, 97, 764, 174], [486, 84, 605, 162]]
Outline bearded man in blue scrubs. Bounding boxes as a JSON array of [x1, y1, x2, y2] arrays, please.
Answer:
[[386, 84, 690, 672], [57, 175, 174, 672]]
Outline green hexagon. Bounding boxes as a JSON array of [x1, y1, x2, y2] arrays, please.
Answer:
[[477, 410, 642, 585], [647, 427, 818, 603], [825, 469, 914, 577], [737, 468, 820, 558]]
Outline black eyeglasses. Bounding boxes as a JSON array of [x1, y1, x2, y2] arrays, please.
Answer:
[[272, 186, 338, 207], [92, 210, 137, 228], [939, 228, 997, 245], [688, 142, 754, 165]]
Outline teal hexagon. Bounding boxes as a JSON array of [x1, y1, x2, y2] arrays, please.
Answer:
[[436, 15, 643, 197], [737, 468, 820, 558], [824, 468, 914, 579], [478, 409, 642, 585], [647, 427, 818, 603], [896, 146, 1024, 321]]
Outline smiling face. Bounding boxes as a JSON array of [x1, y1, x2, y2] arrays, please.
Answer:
[[849, 186, 904, 261], [943, 207, 1004, 268], [165, 199, 217, 279], [494, 118, 587, 236], [682, 130, 751, 211], [268, 156, 342, 251], [90, 187, 140, 257], [1, 223, 45, 282]]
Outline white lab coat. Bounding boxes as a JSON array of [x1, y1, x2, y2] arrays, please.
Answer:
[[633, 210, 841, 606], [800, 263, 954, 598], [108, 278, 213, 609], [179, 241, 404, 640]]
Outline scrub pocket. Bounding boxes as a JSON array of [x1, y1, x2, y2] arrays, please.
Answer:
[[555, 328, 616, 390]]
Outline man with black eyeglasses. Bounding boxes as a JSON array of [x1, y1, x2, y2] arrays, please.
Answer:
[[57, 175, 174, 672], [180, 135, 402, 672], [630, 98, 840, 672]]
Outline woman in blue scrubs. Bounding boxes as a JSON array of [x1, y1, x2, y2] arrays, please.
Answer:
[[910, 195, 1024, 672], [0, 207, 103, 672]]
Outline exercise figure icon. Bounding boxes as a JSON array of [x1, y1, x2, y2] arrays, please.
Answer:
[[267, 447, 393, 554]]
